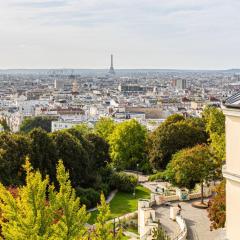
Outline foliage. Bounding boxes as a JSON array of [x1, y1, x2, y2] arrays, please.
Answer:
[[29, 128, 57, 181], [75, 187, 100, 209], [20, 116, 58, 133], [51, 130, 89, 187], [148, 115, 207, 170], [152, 225, 171, 240], [91, 193, 123, 240], [148, 171, 166, 181], [95, 117, 116, 141], [109, 172, 137, 193], [109, 119, 147, 170], [89, 185, 150, 224], [74, 123, 93, 136], [208, 181, 226, 230], [0, 160, 89, 240], [0, 132, 30, 185], [165, 144, 216, 202], [202, 106, 225, 164], [86, 133, 110, 168]]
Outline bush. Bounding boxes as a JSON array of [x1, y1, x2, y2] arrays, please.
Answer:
[[76, 187, 100, 209], [109, 172, 137, 193], [148, 171, 166, 181]]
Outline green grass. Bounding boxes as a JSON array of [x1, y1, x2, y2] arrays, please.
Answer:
[[88, 185, 150, 224]]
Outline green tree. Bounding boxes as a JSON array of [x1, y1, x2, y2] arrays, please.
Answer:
[[148, 118, 207, 170], [202, 106, 225, 164], [165, 144, 216, 204], [109, 119, 147, 170], [20, 116, 58, 133], [49, 160, 89, 240], [0, 160, 89, 240], [207, 181, 226, 230], [95, 117, 116, 141], [86, 133, 110, 168], [0, 132, 30, 185], [29, 128, 58, 181], [51, 131, 89, 187], [91, 193, 122, 240]]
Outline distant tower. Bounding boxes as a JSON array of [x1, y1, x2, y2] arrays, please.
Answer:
[[109, 54, 115, 75], [72, 79, 79, 95]]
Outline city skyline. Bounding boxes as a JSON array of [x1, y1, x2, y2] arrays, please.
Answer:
[[0, 0, 240, 70]]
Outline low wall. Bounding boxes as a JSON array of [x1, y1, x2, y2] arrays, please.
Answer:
[[175, 216, 187, 240]]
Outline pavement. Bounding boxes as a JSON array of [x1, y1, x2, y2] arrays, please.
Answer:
[[155, 200, 224, 240]]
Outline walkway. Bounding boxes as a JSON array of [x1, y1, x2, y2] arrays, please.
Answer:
[[155, 200, 224, 240], [88, 189, 118, 212]]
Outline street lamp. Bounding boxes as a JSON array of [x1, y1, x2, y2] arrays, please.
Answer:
[[133, 163, 139, 198]]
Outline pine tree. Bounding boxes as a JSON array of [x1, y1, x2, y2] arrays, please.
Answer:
[[0, 160, 54, 240], [49, 160, 89, 240], [0, 159, 89, 240]]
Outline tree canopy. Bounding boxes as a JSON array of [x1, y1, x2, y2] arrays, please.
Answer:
[[95, 117, 116, 141], [20, 116, 58, 133], [148, 115, 207, 170], [165, 144, 216, 203], [109, 119, 147, 170]]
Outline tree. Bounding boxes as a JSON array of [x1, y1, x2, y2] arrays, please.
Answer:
[[0, 160, 89, 240], [86, 133, 110, 168], [202, 106, 225, 164], [95, 117, 116, 141], [165, 144, 216, 204], [91, 193, 122, 240], [0, 132, 30, 185], [50, 131, 89, 187], [20, 116, 58, 133], [207, 181, 226, 230], [148, 118, 207, 170], [29, 128, 58, 182], [109, 119, 147, 170]]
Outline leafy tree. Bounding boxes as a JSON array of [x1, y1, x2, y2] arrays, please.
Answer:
[[29, 128, 58, 181], [0, 132, 30, 185], [165, 144, 216, 204], [95, 117, 116, 141], [208, 181, 226, 230], [148, 118, 207, 170], [202, 106, 225, 164], [20, 116, 58, 133], [91, 193, 122, 240], [86, 133, 110, 168], [51, 131, 89, 187], [163, 113, 185, 126], [109, 119, 147, 170], [0, 160, 89, 240], [74, 123, 93, 136]]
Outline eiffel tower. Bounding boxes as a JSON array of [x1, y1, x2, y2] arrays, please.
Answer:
[[109, 54, 115, 75]]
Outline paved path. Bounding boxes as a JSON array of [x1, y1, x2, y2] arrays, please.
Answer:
[[88, 189, 118, 212], [154, 205, 180, 239], [155, 200, 224, 240]]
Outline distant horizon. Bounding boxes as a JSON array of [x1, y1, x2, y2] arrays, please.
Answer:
[[0, 1, 240, 69]]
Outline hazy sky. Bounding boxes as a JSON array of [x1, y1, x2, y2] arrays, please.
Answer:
[[0, 0, 239, 69]]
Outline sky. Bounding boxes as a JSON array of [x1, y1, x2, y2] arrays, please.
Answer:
[[0, 0, 239, 69]]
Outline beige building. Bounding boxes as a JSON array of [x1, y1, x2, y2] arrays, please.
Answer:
[[223, 92, 240, 240]]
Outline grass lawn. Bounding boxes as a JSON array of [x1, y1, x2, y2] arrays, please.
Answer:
[[88, 185, 150, 224]]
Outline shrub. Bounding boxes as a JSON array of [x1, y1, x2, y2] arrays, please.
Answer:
[[76, 187, 100, 209], [148, 171, 166, 181], [109, 172, 137, 193]]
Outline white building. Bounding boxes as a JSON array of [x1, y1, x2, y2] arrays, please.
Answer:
[[222, 92, 240, 240]]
